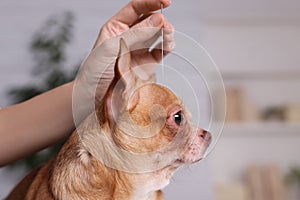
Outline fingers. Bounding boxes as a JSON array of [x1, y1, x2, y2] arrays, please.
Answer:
[[149, 21, 175, 62], [132, 12, 173, 30], [151, 38, 175, 62], [92, 12, 174, 60], [120, 13, 162, 49], [123, 13, 174, 50], [94, 0, 172, 49], [112, 0, 171, 26], [121, 13, 174, 64], [144, 26, 175, 62], [126, 25, 174, 64]]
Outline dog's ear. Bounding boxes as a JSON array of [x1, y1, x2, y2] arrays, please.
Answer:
[[115, 38, 137, 98], [104, 38, 140, 125], [114, 38, 140, 109]]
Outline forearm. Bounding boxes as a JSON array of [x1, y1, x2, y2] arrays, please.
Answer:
[[0, 82, 75, 166]]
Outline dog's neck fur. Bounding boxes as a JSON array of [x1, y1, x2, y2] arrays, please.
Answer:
[[49, 112, 168, 200]]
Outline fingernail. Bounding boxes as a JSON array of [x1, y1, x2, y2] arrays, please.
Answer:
[[150, 14, 162, 27]]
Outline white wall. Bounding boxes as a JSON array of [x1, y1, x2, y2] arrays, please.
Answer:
[[201, 23, 300, 72]]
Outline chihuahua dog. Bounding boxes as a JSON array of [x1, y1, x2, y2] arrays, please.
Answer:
[[7, 39, 211, 200]]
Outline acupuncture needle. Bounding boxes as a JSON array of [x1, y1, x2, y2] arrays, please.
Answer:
[[161, 3, 164, 74]]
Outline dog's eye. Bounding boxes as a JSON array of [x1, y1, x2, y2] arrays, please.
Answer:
[[174, 111, 182, 125]]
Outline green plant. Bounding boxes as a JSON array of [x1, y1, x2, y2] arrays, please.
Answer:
[[286, 167, 300, 189], [8, 11, 80, 170]]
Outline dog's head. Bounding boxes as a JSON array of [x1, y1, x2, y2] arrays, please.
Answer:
[[93, 38, 211, 186]]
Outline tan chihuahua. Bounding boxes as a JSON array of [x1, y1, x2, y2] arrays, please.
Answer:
[[7, 39, 211, 200]]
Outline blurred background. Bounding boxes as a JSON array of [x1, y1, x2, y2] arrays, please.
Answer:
[[1, 0, 300, 199]]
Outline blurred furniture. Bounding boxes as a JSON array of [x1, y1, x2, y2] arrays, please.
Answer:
[[212, 70, 300, 200]]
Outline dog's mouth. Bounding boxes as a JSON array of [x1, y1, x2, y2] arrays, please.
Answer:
[[179, 131, 212, 165], [157, 132, 212, 182]]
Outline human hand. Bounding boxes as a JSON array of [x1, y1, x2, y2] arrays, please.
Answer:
[[73, 0, 174, 123], [94, 0, 174, 68]]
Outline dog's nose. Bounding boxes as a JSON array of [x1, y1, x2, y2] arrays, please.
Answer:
[[197, 129, 212, 141]]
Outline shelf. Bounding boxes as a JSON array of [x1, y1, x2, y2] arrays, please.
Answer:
[[221, 122, 300, 137], [220, 70, 300, 80]]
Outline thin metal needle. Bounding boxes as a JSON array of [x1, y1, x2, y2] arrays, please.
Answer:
[[161, 3, 164, 73]]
